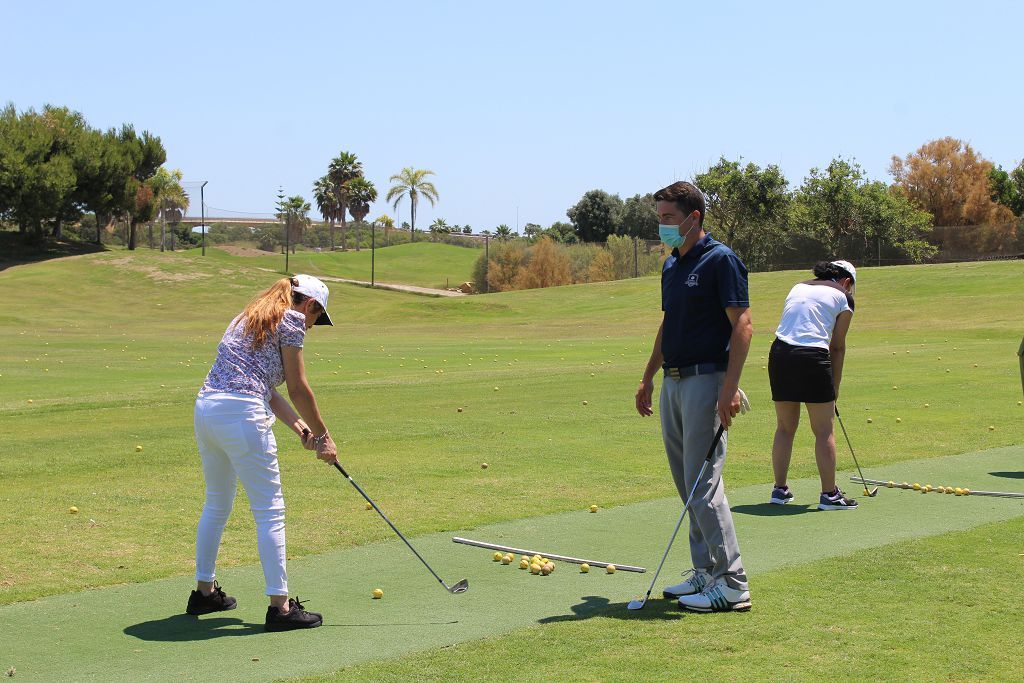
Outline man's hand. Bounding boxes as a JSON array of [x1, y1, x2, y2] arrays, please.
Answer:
[[635, 378, 655, 417], [717, 387, 741, 429], [299, 427, 317, 451]]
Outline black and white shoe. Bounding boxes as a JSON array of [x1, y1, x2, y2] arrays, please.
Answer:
[[186, 581, 237, 615], [662, 569, 711, 599], [770, 485, 794, 505], [818, 488, 859, 511], [265, 597, 323, 632], [677, 580, 752, 613]]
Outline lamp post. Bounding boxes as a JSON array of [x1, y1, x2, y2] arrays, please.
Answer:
[[200, 181, 208, 256], [276, 186, 289, 274]]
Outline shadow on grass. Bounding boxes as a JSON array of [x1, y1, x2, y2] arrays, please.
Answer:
[[538, 595, 686, 623], [731, 503, 815, 517], [990, 471, 1024, 480], [124, 614, 263, 641], [0, 234, 107, 272], [325, 621, 460, 627]]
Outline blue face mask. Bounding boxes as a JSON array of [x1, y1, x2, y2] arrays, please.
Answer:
[[658, 224, 684, 248]]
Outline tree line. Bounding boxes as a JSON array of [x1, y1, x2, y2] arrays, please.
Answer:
[[551, 139, 1023, 270], [0, 103, 193, 250]]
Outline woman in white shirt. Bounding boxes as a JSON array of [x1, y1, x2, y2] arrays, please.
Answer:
[[767, 260, 857, 511]]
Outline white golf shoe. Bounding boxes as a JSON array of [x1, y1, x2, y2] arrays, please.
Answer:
[[677, 579, 751, 612], [662, 569, 711, 599]]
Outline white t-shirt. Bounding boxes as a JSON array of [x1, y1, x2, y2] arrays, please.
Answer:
[[775, 281, 854, 349]]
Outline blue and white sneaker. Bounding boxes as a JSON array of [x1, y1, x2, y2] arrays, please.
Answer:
[[662, 569, 711, 599], [677, 580, 752, 613], [818, 488, 858, 511], [770, 485, 794, 505]]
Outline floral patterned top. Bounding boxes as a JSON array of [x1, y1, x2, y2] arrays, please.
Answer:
[[199, 309, 306, 401]]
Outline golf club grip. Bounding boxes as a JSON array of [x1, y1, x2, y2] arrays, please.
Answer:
[[301, 428, 345, 473], [704, 424, 726, 462], [333, 461, 350, 478]]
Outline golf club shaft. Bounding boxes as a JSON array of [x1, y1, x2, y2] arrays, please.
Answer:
[[637, 425, 725, 603], [332, 461, 455, 590], [835, 406, 873, 492], [850, 476, 1024, 499]]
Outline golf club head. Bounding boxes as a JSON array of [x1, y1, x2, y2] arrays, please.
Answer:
[[626, 597, 648, 610], [448, 579, 469, 594], [864, 486, 879, 497]]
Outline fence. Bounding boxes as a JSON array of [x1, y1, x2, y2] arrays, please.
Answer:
[[40, 216, 1024, 295]]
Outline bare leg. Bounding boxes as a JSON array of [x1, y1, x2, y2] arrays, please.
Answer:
[[771, 401, 801, 487], [806, 401, 837, 492]]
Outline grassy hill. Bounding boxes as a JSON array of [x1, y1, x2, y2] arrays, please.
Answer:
[[197, 240, 481, 290]]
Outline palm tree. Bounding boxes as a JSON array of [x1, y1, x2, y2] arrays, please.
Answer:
[[386, 167, 439, 242], [429, 218, 450, 241], [495, 224, 513, 240], [328, 151, 363, 250], [149, 167, 190, 251], [345, 177, 377, 252], [312, 175, 340, 250], [375, 214, 395, 246], [275, 195, 311, 253]]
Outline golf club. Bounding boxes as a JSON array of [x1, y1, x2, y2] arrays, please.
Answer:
[[835, 406, 878, 497], [627, 424, 725, 611], [308, 431, 468, 594]]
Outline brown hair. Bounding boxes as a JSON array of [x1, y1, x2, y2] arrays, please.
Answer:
[[234, 277, 318, 349], [653, 181, 706, 227]]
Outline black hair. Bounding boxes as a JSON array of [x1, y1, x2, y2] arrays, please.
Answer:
[[813, 261, 853, 282]]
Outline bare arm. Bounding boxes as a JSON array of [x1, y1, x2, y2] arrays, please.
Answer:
[[635, 321, 664, 416], [719, 306, 753, 428], [268, 389, 308, 437], [282, 345, 336, 462], [830, 311, 853, 396]]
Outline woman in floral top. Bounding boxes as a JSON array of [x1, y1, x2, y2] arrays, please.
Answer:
[[186, 274, 338, 632]]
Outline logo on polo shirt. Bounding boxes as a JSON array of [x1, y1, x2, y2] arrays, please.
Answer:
[[686, 273, 700, 288]]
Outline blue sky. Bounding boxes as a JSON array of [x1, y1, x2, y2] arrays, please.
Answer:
[[4, 0, 1021, 230]]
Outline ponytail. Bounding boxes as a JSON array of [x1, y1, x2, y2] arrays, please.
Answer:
[[812, 261, 852, 282], [236, 278, 294, 349]]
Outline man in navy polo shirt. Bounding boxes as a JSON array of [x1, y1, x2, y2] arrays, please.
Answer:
[[635, 181, 753, 612]]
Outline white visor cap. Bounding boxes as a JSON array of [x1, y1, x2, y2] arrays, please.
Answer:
[[292, 274, 333, 326], [830, 260, 857, 294]]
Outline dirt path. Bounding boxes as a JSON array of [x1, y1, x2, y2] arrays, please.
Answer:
[[317, 275, 466, 297]]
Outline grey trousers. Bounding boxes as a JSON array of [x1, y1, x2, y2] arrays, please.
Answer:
[[660, 372, 749, 591]]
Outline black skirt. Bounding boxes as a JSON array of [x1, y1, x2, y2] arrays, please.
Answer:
[[768, 337, 835, 403]]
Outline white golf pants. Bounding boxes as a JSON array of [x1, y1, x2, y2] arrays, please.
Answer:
[[194, 392, 288, 596]]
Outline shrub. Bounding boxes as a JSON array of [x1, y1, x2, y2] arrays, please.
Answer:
[[514, 237, 572, 289], [587, 249, 616, 282], [565, 243, 602, 283]]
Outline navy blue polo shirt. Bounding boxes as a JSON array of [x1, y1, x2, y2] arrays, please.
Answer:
[[661, 233, 749, 369]]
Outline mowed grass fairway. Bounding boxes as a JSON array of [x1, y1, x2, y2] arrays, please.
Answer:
[[1, 250, 1022, 680], [198, 241, 481, 290]]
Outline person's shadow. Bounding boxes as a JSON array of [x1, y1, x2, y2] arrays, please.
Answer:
[[539, 595, 687, 623], [989, 471, 1024, 480], [731, 503, 814, 517], [125, 614, 263, 641]]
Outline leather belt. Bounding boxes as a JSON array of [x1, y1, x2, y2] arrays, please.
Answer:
[[664, 363, 727, 379]]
